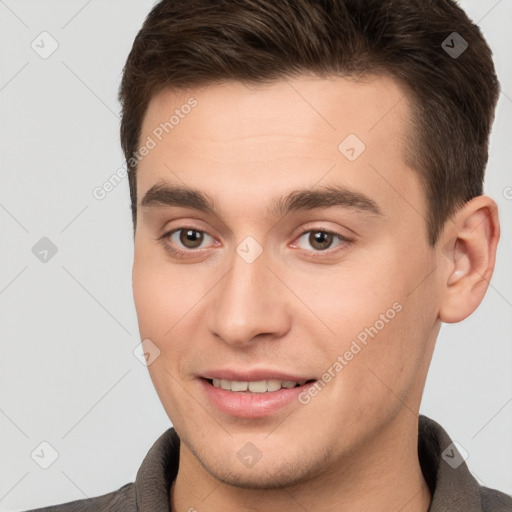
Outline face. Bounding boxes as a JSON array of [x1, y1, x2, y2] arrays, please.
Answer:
[[132, 74, 442, 488]]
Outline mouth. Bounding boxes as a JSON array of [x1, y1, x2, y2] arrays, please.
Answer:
[[199, 376, 318, 418], [204, 378, 316, 393]]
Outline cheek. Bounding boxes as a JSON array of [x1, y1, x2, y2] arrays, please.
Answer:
[[132, 251, 211, 376], [293, 249, 433, 394], [132, 259, 164, 338], [132, 248, 191, 338], [287, 257, 405, 347], [132, 254, 195, 419]]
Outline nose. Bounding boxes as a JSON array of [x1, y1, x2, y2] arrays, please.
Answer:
[[206, 247, 291, 347]]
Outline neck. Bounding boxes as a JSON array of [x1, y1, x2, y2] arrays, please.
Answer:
[[170, 410, 432, 512]]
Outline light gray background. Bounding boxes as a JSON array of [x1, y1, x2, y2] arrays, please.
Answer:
[[0, 1, 510, 510]]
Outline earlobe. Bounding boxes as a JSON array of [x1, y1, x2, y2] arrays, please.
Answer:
[[438, 196, 500, 324]]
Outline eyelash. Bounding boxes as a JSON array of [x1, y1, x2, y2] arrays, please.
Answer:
[[157, 226, 353, 260], [157, 226, 217, 260], [291, 228, 352, 259]]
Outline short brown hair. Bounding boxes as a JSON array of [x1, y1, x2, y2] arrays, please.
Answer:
[[118, 0, 499, 245]]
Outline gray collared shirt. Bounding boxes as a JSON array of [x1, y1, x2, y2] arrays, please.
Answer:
[[25, 415, 512, 511]]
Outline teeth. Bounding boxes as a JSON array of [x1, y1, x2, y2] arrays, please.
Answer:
[[230, 380, 248, 391], [220, 379, 231, 390], [211, 379, 302, 392], [267, 379, 282, 392], [248, 381, 268, 393]]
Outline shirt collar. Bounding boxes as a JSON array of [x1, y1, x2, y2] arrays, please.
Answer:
[[133, 415, 485, 511], [418, 415, 483, 511]]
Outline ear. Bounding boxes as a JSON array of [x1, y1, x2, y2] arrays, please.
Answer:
[[438, 195, 500, 323]]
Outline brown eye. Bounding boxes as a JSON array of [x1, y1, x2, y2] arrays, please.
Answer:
[[178, 229, 205, 249], [293, 229, 350, 254], [309, 231, 334, 250]]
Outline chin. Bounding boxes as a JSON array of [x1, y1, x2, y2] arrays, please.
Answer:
[[184, 436, 331, 490], [202, 460, 318, 490]]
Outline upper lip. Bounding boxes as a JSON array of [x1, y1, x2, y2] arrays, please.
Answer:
[[200, 369, 316, 382]]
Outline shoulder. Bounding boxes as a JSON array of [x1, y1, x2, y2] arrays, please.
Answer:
[[21, 482, 136, 512], [418, 415, 512, 511], [480, 485, 512, 511], [21, 427, 179, 512]]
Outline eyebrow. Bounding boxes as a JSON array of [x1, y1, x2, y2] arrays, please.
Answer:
[[140, 181, 382, 218]]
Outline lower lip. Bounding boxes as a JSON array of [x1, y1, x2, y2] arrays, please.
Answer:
[[200, 379, 315, 418]]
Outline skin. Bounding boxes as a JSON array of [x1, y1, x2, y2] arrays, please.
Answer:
[[132, 74, 499, 512]]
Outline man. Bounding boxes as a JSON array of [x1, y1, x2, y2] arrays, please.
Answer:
[[26, 0, 511, 510]]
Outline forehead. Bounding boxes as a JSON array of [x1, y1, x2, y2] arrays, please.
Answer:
[[142, 73, 408, 147], [136, 74, 425, 227]]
